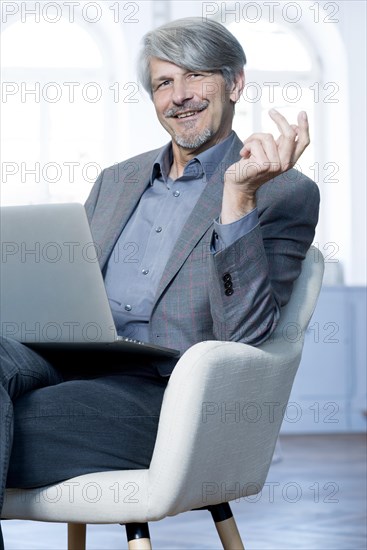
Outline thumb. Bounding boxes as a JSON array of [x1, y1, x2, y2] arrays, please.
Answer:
[[239, 144, 252, 159]]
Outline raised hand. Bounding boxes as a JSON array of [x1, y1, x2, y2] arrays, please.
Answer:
[[221, 109, 310, 223]]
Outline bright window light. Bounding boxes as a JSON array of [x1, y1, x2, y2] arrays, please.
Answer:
[[228, 20, 312, 71], [1, 18, 103, 68]]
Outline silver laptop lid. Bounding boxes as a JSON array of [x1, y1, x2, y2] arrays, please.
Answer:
[[0, 202, 117, 343]]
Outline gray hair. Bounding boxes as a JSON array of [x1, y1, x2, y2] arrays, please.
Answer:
[[138, 17, 246, 97]]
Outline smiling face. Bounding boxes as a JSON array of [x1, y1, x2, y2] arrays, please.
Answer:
[[150, 58, 244, 154]]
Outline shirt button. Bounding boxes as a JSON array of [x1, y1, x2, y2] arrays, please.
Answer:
[[142, 268, 149, 275], [124, 304, 132, 311], [173, 190, 180, 197], [155, 226, 162, 233]]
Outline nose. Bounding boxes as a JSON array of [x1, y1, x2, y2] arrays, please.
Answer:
[[171, 77, 194, 105]]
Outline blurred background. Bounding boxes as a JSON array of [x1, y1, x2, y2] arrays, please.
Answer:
[[1, 0, 366, 287], [1, 1, 366, 548]]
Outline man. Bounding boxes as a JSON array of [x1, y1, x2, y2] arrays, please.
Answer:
[[0, 17, 319, 546]]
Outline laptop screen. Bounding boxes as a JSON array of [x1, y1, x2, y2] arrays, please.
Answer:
[[0, 202, 118, 343]]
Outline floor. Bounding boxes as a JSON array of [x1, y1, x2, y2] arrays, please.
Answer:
[[2, 433, 366, 549]]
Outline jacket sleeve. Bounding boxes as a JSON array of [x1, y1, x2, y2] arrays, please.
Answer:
[[208, 169, 320, 345]]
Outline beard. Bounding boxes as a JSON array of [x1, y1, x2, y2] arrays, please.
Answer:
[[164, 101, 212, 149], [173, 126, 213, 149]]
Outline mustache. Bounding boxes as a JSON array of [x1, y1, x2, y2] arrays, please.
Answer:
[[164, 101, 209, 118]]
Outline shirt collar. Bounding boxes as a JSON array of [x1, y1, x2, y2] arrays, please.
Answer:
[[150, 131, 236, 185]]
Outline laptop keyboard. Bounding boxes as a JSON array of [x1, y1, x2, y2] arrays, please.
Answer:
[[116, 335, 147, 346]]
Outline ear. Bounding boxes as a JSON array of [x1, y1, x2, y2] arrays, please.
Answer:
[[229, 70, 245, 103]]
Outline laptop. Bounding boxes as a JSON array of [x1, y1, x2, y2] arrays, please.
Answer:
[[0, 202, 180, 359]]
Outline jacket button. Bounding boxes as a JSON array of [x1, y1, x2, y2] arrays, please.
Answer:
[[224, 280, 232, 289], [225, 288, 234, 296], [222, 273, 231, 282]]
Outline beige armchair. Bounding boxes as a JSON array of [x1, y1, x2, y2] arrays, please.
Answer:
[[2, 246, 324, 549]]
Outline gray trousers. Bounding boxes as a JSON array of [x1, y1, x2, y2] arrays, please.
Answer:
[[0, 336, 170, 548]]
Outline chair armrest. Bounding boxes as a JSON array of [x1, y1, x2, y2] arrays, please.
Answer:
[[147, 339, 302, 518]]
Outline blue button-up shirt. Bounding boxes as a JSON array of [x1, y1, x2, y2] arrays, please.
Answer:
[[103, 131, 258, 341]]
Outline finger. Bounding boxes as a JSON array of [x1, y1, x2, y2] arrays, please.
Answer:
[[287, 113, 310, 165], [239, 144, 252, 160], [274, 110, 310, 156], [240, 139, 278, 177], [243, 132, 281, 146], [241, 139, 268, 163], [269, 109, 297, 148], [293, 111, 310, 156], [269, 109, 291, 134], [242, 133, 280, 166], [276, 124, 298, 147], [269, 109, 308, 170]]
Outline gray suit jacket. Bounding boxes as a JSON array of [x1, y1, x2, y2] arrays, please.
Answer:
[[84, 133, 320, 373]]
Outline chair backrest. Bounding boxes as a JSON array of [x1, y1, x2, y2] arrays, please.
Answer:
[[260, 245, 325, 354], [275, 245, 325, 337], [146, 246, 325, 518]]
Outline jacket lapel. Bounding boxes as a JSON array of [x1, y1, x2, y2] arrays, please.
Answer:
[[154, 133, 243, 301], [98, 148, 163, 269]]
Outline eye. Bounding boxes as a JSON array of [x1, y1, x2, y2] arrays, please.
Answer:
[[157, 80, 171, 89]]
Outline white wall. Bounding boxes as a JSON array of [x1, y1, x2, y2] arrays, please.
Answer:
[[336, 1, 367, 286]]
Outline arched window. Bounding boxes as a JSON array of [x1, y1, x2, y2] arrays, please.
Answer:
[[228, 18, 320, 182], [1, 16, 114, 205]]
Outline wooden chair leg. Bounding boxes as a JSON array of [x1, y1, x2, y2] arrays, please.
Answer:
[[67, 523, 86, 550], [125, 523, 152, 550], [209, 503, 245, 550]]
